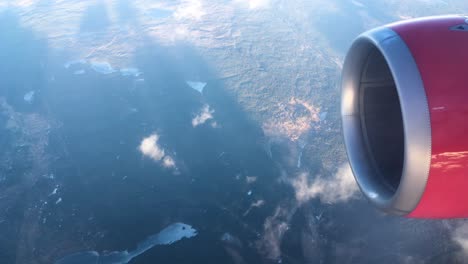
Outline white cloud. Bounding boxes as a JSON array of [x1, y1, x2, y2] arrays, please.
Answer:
[[139, 134, 179, 171], [453, 222, 468, 255], [291, 163, 359, 204], [234, 0, 270, 9], [243, 199, 265, 217], [256, 204, 297, 260], [12, 0, 37, 8], [139, 134, 165, 161], [211, 121, 220, 128], [192, 105, 214, 127], [443, 221, 468, 260], [162, 156, 176, 168], [174, 0, 206, 20], [256, 164, 357, 261]]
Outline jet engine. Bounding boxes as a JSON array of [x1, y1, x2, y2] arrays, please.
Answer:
[[341, 15, 468, 218]]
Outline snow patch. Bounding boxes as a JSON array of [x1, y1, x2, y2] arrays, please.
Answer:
[[319, 111, 328, 121], [90, 61, 116, 74], [23, 91, 35, 103], [221, 232, 235, 242], [120, 67, 142, 77], [186, 81, 207, 93], [246, 176, 257, 184], [64, 59, 86, 69], [65, 59, 143, 78], [73, 69, 85, 75], [49, 187, 58, 196], [55, 223, 197, 264], [351, 0, 365, 8], [297, 149, 303, 168]]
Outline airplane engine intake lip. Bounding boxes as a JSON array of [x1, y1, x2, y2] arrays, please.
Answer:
[[341, 27, 432, 215]]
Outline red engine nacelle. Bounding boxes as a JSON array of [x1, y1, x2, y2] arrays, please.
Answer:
[[342, 15, 468, 218]]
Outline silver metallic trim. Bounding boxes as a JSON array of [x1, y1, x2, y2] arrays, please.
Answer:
[[341, 27, 432, 215]]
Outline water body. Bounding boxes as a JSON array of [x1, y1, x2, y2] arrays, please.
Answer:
[[20, 42, 280, 263]]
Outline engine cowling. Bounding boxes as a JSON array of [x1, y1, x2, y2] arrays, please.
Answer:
[[341, 15, 468, 218]]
